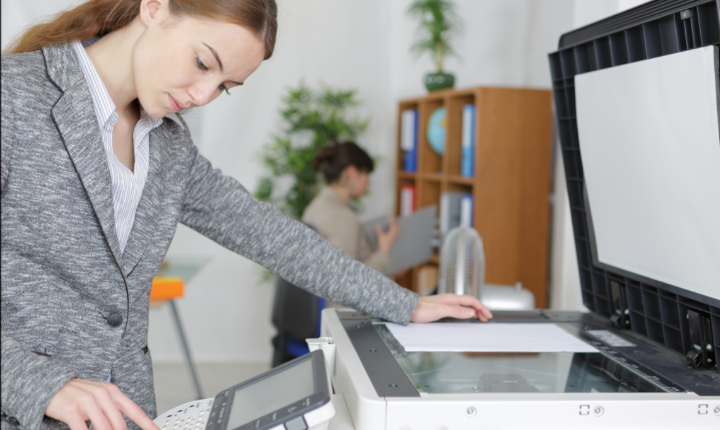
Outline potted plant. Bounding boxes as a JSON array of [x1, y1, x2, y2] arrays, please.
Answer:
[[254, 82, 370, 220], [407, 0, 463, 92]]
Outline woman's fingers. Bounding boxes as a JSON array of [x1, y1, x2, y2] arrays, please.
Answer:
[[112, 388, 160, 430], [439, 293, 493, 320], [81, 398, 113, 430], [388, 218, 401, 236], [64, 415, 91, 430], [92, 385, 128, 430], [427, 293, 493, 319], [411, 293, 493, 323], [46, 379, 158, 430]]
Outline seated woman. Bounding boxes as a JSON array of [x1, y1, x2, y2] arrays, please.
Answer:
[[303, 141, 400, 274]]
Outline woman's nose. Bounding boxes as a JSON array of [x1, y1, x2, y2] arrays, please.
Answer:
[[188, 81, 217, 107]]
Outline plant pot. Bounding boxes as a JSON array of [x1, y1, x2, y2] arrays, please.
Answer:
[[424, 72, 455, 92]]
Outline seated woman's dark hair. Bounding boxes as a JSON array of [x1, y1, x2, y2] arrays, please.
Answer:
[[311, 141, 374, 184]]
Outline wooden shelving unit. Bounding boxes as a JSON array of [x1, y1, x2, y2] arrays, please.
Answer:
[[394, 86, 553, 308]]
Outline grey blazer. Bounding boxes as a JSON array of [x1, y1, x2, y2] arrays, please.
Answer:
[[0, 43, 418, 430]]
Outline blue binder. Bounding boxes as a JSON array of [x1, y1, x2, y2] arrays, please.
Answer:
[[402, 109, 418, 172], [461, 104, 475, 177]]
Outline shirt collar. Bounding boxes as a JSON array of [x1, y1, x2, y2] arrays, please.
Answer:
[[71, 40, 184, 131], [321, 186, 350, 207]]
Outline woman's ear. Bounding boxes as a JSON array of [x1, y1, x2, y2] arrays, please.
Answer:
[[336, 165, 356, 188], [139, 0, 167, 26], [344, 165, 359, 182]]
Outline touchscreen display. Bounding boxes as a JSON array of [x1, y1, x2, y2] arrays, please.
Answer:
[[226, 359, 315, 428]]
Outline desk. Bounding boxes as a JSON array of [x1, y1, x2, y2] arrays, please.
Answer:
[[152, 255, 210, 399]]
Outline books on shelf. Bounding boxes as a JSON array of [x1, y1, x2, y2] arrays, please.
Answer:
[[430, 227, 441, 249], [440, 192, 463, 236], [461, 193, 473, 227], [461, 104, 475, 178], [400, 185, 416, 216], [440, 192, 473, 237], [401, 109, 418, 172]]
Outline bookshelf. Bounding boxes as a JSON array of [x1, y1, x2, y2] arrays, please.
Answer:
[[394, 86, 553, 308]]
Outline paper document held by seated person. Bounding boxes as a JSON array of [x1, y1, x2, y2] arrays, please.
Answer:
[[363, 205, 436, 275]]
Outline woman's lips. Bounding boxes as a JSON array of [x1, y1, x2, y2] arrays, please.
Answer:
[[168, 94, 185, 112]]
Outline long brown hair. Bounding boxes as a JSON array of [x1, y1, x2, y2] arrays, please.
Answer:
[[4, 0, 278, 59]]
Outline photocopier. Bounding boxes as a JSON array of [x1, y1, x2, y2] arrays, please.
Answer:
[[315, 1, 720, 429]]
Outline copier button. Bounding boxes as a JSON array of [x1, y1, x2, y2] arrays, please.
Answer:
[[284, 416, 307, 430]]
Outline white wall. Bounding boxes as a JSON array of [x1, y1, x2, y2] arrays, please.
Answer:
[[3, 0, 641, 363]]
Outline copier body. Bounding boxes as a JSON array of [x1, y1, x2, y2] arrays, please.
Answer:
[[322, 309, 719, 430], [322, 1, 720, 428]]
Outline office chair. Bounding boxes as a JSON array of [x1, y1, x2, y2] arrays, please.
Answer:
[[270, 276, 325, 367]]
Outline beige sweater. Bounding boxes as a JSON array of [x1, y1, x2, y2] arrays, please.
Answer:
[[302, 187, 390, 274]]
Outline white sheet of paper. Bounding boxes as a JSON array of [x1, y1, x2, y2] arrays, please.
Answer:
[[384, 323, 598, 353], [575, 46, 720, 300]]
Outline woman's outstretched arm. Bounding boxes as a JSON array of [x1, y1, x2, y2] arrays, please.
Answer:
[[178, 143, 419, 323], [178, 144, 492, 324]]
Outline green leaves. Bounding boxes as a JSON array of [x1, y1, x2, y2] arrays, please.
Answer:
[[253, 82, 370, 220], [407, 0, 463, 72]]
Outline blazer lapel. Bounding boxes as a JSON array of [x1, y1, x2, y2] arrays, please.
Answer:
[[121, 125, 171, 276], [44, 45, 124, 270]]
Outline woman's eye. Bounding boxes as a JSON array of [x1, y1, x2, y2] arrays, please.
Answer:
[[219, 83, 231, 95], [195, 56, 208, 71]]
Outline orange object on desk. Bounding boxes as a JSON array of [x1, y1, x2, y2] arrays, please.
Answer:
[[150, 276, 184, 301]]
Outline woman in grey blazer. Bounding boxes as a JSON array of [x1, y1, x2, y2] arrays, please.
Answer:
[[1, 1, 491, 429]]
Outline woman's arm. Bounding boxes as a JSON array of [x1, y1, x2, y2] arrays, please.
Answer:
[[2, 55, 15, 193], [178, 144, 419, 324], [1, 56, 75, 429], [359, 249, 390, 274]]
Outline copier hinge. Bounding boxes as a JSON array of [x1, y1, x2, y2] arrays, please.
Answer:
[[686, 310, 716, 370], [609, 281, 631, 329]]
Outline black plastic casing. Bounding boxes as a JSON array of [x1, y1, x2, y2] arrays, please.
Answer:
[[206, 350, 330, 430], [548, 0, 720, 372]]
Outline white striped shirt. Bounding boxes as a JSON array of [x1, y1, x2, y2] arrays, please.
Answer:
[[71, 41, 182, 255]]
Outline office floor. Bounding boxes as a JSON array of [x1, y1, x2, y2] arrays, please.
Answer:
[[152, 361, 270, 415]]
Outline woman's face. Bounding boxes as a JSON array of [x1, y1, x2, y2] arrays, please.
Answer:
[[133, 0, 266, 118], [348, 167, 370, 198]]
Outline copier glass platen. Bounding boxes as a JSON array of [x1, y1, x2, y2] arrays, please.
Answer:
[[322, 1, 720, 429]]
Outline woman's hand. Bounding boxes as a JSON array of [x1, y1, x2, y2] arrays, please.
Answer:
[[410, 293, 493, 323], [45, 378, 159, 430], [375, 218, 401, 254]]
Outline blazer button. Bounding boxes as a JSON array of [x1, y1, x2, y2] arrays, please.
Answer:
[[107, 313, 123, 327]]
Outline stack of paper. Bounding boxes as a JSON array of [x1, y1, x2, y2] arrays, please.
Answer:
[[384, 323, 598, 353]]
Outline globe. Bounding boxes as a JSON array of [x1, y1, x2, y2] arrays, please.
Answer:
[[427, 106, 446, 156]]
